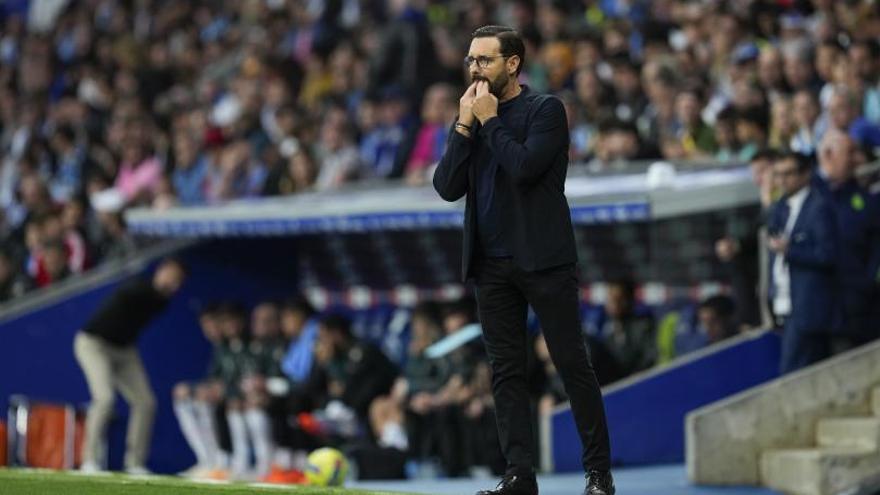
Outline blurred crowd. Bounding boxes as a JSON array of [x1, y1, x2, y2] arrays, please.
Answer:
[[171, 284, 751, 481], [173, 296, 511, 480], [3, 0, 880, 299]]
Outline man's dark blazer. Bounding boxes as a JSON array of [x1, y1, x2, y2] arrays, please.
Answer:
[[767, 189, 840, 335], [432, 87, 577, 281]]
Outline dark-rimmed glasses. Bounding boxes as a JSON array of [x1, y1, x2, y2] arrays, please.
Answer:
[[463, 55, 508, 69]]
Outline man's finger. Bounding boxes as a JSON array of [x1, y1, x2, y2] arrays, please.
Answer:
[[476, 81, 488, 96], [465, 82, 477, 97]]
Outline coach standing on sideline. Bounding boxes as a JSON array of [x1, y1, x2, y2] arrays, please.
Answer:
[[74, 258, 187, 474], [433, 25, 614, 495]]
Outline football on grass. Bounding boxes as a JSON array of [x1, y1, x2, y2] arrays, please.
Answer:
[[304, 447, 349, 487]]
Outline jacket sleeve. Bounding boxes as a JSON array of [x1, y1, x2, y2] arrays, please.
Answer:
[[479, 96, 568, 185], [786, 201, 839, 270], [432, 126, 473, 202]]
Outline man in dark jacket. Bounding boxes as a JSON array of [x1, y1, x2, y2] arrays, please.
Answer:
[[815, 129, 880, 346], [74, 258, 186, 473], [433, 25, 613, 495], [767, 152, 839, 373]]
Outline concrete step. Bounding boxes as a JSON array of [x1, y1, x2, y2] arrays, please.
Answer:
[[872, 387, 880, 417], [760, 446, 880, 495], [816, 417, 880, 450]]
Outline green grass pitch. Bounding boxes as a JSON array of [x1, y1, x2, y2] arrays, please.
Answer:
[[0, 469, 421, 495]]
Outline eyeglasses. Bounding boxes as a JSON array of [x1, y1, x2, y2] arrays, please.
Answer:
[[463, 55, 508, 69]]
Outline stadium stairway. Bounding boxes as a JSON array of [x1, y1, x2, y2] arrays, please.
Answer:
[[687, 339, 880, 495], [760, 387, 880, 495]]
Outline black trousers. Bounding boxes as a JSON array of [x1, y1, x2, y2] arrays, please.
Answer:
[[474, 258, 611, 474]]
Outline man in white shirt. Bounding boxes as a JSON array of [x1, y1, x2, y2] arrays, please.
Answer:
[[767, 152, 839, 373]]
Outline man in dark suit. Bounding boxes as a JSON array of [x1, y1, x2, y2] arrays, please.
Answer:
[[767, 151, 839, 373], [433, 25, 613, 495], [814, 129, 880, 347]]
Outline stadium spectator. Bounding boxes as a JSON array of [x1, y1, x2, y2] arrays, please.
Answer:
[[674, 85, 716, 159], [13, 174, 55, 233], [712, 107, 739, 162], [753, 148, 780, 210], [263, 146, 318, 196], [769, 96, 796, 150], [734, 106, 770, 162], [559, 90, 595, 164], [782, 40, 820, 94], [315, 105, 361, 191], [696, 295, 738, 344], [826, 86, 880, 150], [674, 295, 738, 356], [790, 89, 824, 155], [593, 280, 656, 380], [91, 211, 136, 262], [768, 151, 839, 373], [815, 130, 880, 347], [170, 134, 210, 206], [47, 125, 86, 203], [358, 87, 413, 180], [38, 240, 71, 287], [845, 40, 880, 124], [205, 139, 268, 202], [113, 132, 164, 207], [404, 83, 458, 186], [757, 46, 789, 102], [608, 54, 646, 125], [574, 67, 611, 135], [588, 118, 660, 171]]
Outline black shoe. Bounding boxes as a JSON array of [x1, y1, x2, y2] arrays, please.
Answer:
[[584, 470, 615, 495], [476, 473, 539, 495]]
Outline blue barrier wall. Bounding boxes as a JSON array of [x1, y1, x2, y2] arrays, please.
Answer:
[[550, 331, 781, 471], [0, 239, 303, 473]]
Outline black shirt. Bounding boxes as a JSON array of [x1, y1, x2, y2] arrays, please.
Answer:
[[83, 279, 170, 347], [473, 90, 532, 257]]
